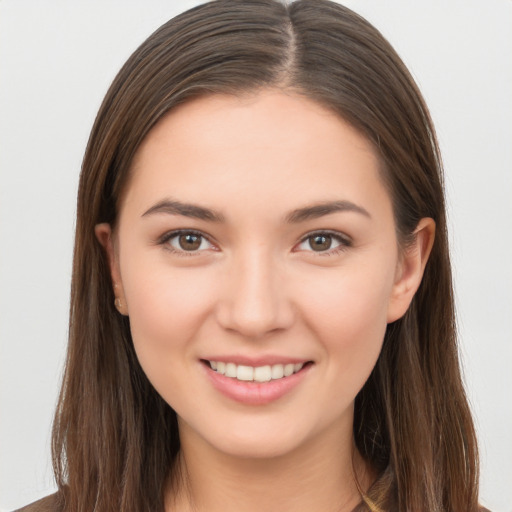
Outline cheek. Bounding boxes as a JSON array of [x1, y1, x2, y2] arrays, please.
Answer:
[[298, 261, 393, 333], [121, 260, 217, 375], [296, 262, 393, 385]]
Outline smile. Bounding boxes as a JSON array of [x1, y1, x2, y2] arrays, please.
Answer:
[[208, 360, 305, 382], [203, 358, 313, 405]]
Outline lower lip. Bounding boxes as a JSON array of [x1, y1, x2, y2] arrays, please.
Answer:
[[202, 362, 312, 405]]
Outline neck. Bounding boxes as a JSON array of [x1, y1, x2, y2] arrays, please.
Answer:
[[166, 417, 374, 512]]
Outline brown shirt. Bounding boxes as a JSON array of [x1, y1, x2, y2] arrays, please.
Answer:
[[14, 493, 63, 512], [15, 488, 492, 512]]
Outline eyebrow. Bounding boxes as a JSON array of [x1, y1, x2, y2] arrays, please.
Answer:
[[285, 200, 371, 223], [141, 198, 370, 223], [142, 199, 225, 222]]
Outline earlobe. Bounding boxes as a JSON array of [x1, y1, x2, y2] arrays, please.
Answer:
[[387, 217, 435, 323], [94, 223, 128, 316]]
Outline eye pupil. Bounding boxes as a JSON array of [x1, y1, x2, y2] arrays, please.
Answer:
[[179, 233, 201, 251], [310, 235, 332, 251]]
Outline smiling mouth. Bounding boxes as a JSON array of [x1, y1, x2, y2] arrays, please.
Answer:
[[202, 360, 312, 383]]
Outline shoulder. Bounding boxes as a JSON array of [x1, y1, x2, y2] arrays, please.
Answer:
[[14, 493, 63, 512]]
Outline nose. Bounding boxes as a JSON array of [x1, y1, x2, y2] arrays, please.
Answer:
[[215, 249, 295, 339]]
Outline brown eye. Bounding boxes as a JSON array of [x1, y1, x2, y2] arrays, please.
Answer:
[[295, 231, 350, 254], [179, 233, 202, 251], [165, 231, 213, 253], [308, 234, 332, 251]]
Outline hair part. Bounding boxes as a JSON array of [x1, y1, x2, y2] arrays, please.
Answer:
[[53, 1, 479, 511]]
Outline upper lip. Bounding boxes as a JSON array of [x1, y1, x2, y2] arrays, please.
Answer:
[[201, 355, 312, 366]]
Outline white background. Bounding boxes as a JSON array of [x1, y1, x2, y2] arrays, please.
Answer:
[[1, 1, 511, 510]]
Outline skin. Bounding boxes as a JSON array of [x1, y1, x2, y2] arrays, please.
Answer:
[[96, 90, 434, 512]]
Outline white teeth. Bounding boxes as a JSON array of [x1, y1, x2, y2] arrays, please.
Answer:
[[209, 361, 305, 382], [225, 362, 237, 378], [283, 363, 294, 377], [271, 364, 284, 379], [236, 365, 254, 381], [254, 365, 271, 382]]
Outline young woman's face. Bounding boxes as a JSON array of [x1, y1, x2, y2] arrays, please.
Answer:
[[101, 91, 423, 459]]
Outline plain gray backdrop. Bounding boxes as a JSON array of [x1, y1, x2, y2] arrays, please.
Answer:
[[1, 1, 511, 510]]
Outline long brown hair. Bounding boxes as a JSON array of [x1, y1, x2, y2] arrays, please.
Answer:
[[52, 1, 479, 510]]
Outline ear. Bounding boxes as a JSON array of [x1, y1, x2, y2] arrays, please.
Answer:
[[95, 223, 128, 316], [387, 217, 435, 323]]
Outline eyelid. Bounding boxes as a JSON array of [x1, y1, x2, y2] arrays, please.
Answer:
[[295, 229, 352, 254], [157, 229, 217, 255], [156, 228, 351, 256]]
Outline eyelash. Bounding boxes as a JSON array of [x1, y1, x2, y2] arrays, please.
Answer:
[[157, 229, 352, 256], [158, 229, 216, 257], [296, 230, 352, 256]]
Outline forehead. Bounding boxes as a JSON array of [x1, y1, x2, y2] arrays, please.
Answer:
[[123, 90, 391, 221]]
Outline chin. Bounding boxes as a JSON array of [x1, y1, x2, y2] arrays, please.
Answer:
[[201, 416, 323, 461], [214, 434, 305, 460]]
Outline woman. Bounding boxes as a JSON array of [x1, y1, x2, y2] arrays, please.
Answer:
[[17, 0, 484, 510]]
